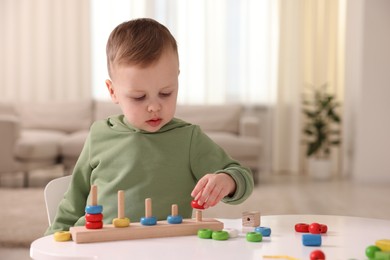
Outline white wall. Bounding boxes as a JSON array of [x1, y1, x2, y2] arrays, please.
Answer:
[[346, 0, 390, 182]]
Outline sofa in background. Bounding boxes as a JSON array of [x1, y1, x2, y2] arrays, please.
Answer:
[[0, 100, 263, 186]]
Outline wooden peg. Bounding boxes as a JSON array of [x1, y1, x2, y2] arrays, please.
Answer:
[[171, 204, 178, 216], [113, 190, 130, 228], [118, 190, 124, 219], [167, 204, 183, 224], [196, 210, 203, 222], [91, 185, 97, 206], [145, 198, 152, 218], [140, 198, 157, 226]]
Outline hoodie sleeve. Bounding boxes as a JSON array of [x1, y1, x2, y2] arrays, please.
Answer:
[[189, 126, 254, 205], [44, 133, 93, 235]]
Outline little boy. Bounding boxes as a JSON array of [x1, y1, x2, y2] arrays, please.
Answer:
[[46, 18, 254, 235]]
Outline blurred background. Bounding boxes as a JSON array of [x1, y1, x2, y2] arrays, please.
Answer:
[[1, 0, 388, 181], [0, 0, 389, 258]]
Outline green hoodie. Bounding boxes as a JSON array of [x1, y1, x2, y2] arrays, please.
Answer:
[[45, 115, 254, 235]]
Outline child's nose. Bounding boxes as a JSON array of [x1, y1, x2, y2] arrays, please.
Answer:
[[147, 101, 161, 112]]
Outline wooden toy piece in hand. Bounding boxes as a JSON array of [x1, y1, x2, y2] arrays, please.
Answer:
[[191, 199, 205, 210]]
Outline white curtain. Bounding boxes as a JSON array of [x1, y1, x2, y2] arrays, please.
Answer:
[[274, 0, 346, 175], [0, 0, 91, 102], [91, 0, 279, 106]]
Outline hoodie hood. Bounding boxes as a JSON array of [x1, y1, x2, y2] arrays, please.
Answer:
[[106, 114, 191, 134]]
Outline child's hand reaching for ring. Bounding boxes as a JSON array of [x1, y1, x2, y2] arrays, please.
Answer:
[[191, 173, 236, 209]]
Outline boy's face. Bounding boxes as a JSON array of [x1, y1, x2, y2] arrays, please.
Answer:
[[106, 50, 179, 132]]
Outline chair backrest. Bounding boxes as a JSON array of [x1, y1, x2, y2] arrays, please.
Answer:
[[44, 175, 72, 225]]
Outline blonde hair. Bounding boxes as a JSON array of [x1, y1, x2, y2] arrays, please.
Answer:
[[106, 18, 178, 78]]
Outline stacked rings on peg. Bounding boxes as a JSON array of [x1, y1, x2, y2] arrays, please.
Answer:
[[85, 185, 104, 229]]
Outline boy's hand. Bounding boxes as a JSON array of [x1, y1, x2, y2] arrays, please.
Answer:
[[191, 173, 236, 209]]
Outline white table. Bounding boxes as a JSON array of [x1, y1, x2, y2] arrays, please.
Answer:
[[30, 215, 390, 260]]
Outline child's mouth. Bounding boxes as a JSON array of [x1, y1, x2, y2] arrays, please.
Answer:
[[146, 118, 162, 127]]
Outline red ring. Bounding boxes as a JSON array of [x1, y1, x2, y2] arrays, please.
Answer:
[[295, 223, 309, 232], [320, 224, 328, 233], [191, 200, 205, 210], [85, 213, 103, 222], [86, 221, 103, 229]]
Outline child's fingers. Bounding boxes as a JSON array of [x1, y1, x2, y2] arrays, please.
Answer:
[[204, 187, 223, 208], [191, 176, 209, 198], [197, 179, 216, 205], [191, 173, 236, 209], [208, 190, 226, 207]]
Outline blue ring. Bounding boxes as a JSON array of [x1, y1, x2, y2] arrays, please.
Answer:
[[167, 215, 183, 224], [140, 216, 157, 226], [85, 205, 103, 214], [255, 226, 271, 237]]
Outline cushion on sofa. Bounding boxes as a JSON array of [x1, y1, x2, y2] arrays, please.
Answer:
[[18, 101, 93, 133], [61, 130, 89, 158], [0, 102, 18, 116], [175, 105, 242, 134], [207, 132, 262, 160], [14, 130, 64, 160]]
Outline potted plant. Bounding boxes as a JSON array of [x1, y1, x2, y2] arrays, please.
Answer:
[[302, 83, 341, 179]]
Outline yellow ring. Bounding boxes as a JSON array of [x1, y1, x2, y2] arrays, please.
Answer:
[[113, 217, 130, 227], [54, 231, 72, 242]]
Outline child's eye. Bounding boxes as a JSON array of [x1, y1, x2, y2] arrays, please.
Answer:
[[132, 95, 146, 101], [160, 92, 171, 97]]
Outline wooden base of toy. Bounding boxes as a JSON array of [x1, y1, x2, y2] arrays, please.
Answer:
[[70, 218, 223, 244]]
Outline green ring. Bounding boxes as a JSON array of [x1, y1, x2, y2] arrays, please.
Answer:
[[212, 231, 229, 241], [365, 245, 381, 258], [246, 232, 262, 242], [197, 229, 213, 239]]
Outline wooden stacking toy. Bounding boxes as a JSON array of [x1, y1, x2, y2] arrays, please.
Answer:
[[69, 191, 223, 243]]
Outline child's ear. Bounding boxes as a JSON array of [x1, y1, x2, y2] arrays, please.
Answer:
[[105, 79, 119, 104]]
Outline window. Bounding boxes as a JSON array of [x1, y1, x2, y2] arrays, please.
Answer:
[[91, 0, 279, 105]]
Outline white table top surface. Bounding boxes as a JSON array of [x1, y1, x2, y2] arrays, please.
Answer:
[[30, 214, 390, 260]]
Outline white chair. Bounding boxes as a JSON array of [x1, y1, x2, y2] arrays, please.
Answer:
[[44, 175, 72, 225]]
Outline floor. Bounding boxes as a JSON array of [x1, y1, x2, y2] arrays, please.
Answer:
[[1, 173, 390, 259]]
